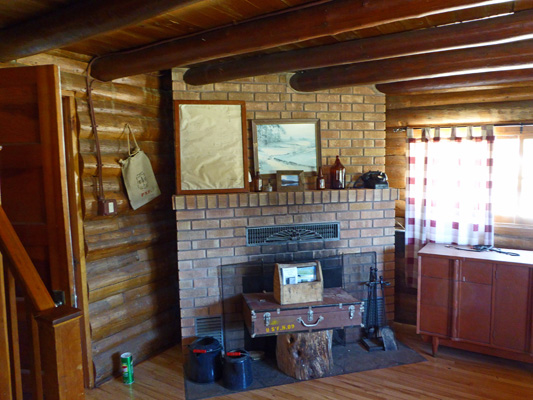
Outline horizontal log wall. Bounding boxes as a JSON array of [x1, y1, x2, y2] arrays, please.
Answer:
[[383, 81, 533, 324], [1, 50, 179, 384]]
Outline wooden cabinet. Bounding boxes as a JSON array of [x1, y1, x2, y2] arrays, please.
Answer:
[[417, 244, 533, 363]]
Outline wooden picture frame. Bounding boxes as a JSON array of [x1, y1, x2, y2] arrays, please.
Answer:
[[174, 100, 249, 194], [252, 119, 321, 177], [276, 170, 304, 192]]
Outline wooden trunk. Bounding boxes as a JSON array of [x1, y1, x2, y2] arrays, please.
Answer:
[[276, 330, 333, 380], [242, 288, 361, 338]]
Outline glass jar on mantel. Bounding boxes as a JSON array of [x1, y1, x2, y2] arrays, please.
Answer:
[[330, 156, 346, 189]]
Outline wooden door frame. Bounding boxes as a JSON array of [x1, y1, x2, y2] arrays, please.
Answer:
[[36, 66, 75, 302], [1, 64, 80, 396], [62, 93, 94, 388]]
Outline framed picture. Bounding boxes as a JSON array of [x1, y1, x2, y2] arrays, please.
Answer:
[[296, 265, 317, 283], [276, 170, 304, 192], [174, 100, 249, 194], [252, 119, 321, 176]]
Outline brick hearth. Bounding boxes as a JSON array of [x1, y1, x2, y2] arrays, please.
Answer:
[[173, 189, 397, 344]]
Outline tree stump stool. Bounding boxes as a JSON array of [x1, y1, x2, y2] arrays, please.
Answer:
[[276, 329, 333, 380]]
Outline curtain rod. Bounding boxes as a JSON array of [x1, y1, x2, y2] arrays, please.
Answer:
[[402, 123, 533, 129]]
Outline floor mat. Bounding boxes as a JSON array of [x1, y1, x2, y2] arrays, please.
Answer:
[[184, 339, 426, 400]]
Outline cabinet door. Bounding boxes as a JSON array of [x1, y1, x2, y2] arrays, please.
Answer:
[[492, 264, 530, 352], [457, 282, 491, 343], [418, 256, 454, 336], [457, 261, 492, 344]]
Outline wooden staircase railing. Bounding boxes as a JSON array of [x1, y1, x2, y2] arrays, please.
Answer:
[[0, 204, 85, 400]]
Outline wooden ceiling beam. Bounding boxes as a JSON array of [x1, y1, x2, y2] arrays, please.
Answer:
[[184, 9, 533, 85], [376, 69, 533, 95], [386, 85, 533, 110], [90, 0, 513, 81], [0, 0, 200, 62], [289, 39, 533, 92]]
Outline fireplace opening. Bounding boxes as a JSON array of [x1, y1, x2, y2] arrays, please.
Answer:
[[183, 251, 420, 400], [219, 252, 378, 354]]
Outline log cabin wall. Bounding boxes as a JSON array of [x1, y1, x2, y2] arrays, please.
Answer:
[[171, 69, 393, 345], [384, 83, 533, 324], [1, 50, 179, 385]]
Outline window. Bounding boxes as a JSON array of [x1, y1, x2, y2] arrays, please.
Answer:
[[405, 125, 495, 288], [493, 125, 533, 226]]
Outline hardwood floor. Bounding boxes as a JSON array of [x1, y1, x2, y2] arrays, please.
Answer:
[[85, 324, 533, 400]]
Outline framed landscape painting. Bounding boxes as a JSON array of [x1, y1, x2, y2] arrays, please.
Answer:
[[276, 170, 304, 192], [252, 119, 321, 176]]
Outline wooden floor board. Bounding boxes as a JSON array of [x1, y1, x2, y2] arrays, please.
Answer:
[[86, 324, 533, 400]]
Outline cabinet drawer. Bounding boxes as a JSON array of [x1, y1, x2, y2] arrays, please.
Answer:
[[420, 276, 452, 308], [461, 260, 493, 285], [419, 304, 452, 336], [420, 256, 454, 280]]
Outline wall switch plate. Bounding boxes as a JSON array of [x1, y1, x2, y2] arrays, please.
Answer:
[[98, 198, 117, 216]]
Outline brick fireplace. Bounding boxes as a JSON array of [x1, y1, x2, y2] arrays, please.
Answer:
[[173, 188, 397, 345]]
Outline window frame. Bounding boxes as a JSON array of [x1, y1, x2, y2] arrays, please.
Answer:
[[493, 125, 533, 227]]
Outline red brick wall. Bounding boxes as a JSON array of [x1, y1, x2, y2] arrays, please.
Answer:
[[172, 69, 386, 186], [171, 70, 391, 344], [173, 189, 397, 343]]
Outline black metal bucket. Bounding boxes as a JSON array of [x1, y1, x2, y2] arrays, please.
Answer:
[[222, 349, 253, 390], [186, 337, 222, 383]]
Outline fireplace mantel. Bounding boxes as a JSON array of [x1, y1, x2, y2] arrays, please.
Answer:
[[173, 189, 398, 344]]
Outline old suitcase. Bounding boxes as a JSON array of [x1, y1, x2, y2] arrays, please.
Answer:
[[242, 287, 362, 338]]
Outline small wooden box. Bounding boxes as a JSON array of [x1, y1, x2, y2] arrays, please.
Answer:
[[274, 261, 323, 305]]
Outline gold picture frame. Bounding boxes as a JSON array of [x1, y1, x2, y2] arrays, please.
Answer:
[[174, 100, 249, 194]]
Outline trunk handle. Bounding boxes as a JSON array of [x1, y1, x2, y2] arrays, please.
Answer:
[[296, 316, 324, 327]]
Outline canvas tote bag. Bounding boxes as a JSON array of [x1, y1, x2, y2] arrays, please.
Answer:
[[119, 124, 161, 210]]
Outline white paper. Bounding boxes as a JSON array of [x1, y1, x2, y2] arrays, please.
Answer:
[[179, 104, 245, 190], [281, 267, 298, 285]]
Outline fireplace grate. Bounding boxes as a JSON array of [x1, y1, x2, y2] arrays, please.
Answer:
[[246, 222, 340, 246], [195, 316, 224, 350]]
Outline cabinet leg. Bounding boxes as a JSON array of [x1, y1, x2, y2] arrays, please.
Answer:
[[431, 336, 439, 357]]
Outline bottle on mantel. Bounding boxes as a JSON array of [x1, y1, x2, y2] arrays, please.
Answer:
[[330, 156, 346, 189], [252, 172, 263, 192], [316, 167, 326, 190]]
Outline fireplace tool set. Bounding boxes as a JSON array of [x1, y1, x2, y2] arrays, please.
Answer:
[[361, 266, 398, 351]]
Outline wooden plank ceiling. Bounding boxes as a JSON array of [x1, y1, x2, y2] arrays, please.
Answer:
[[1, 0, 533, 92]]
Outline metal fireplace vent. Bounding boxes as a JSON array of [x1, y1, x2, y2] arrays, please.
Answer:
[[195, 316, 224, 350], [246, 222, 340, 246]]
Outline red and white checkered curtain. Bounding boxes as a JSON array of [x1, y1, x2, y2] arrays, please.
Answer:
[[405, 126, 495, 287]]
